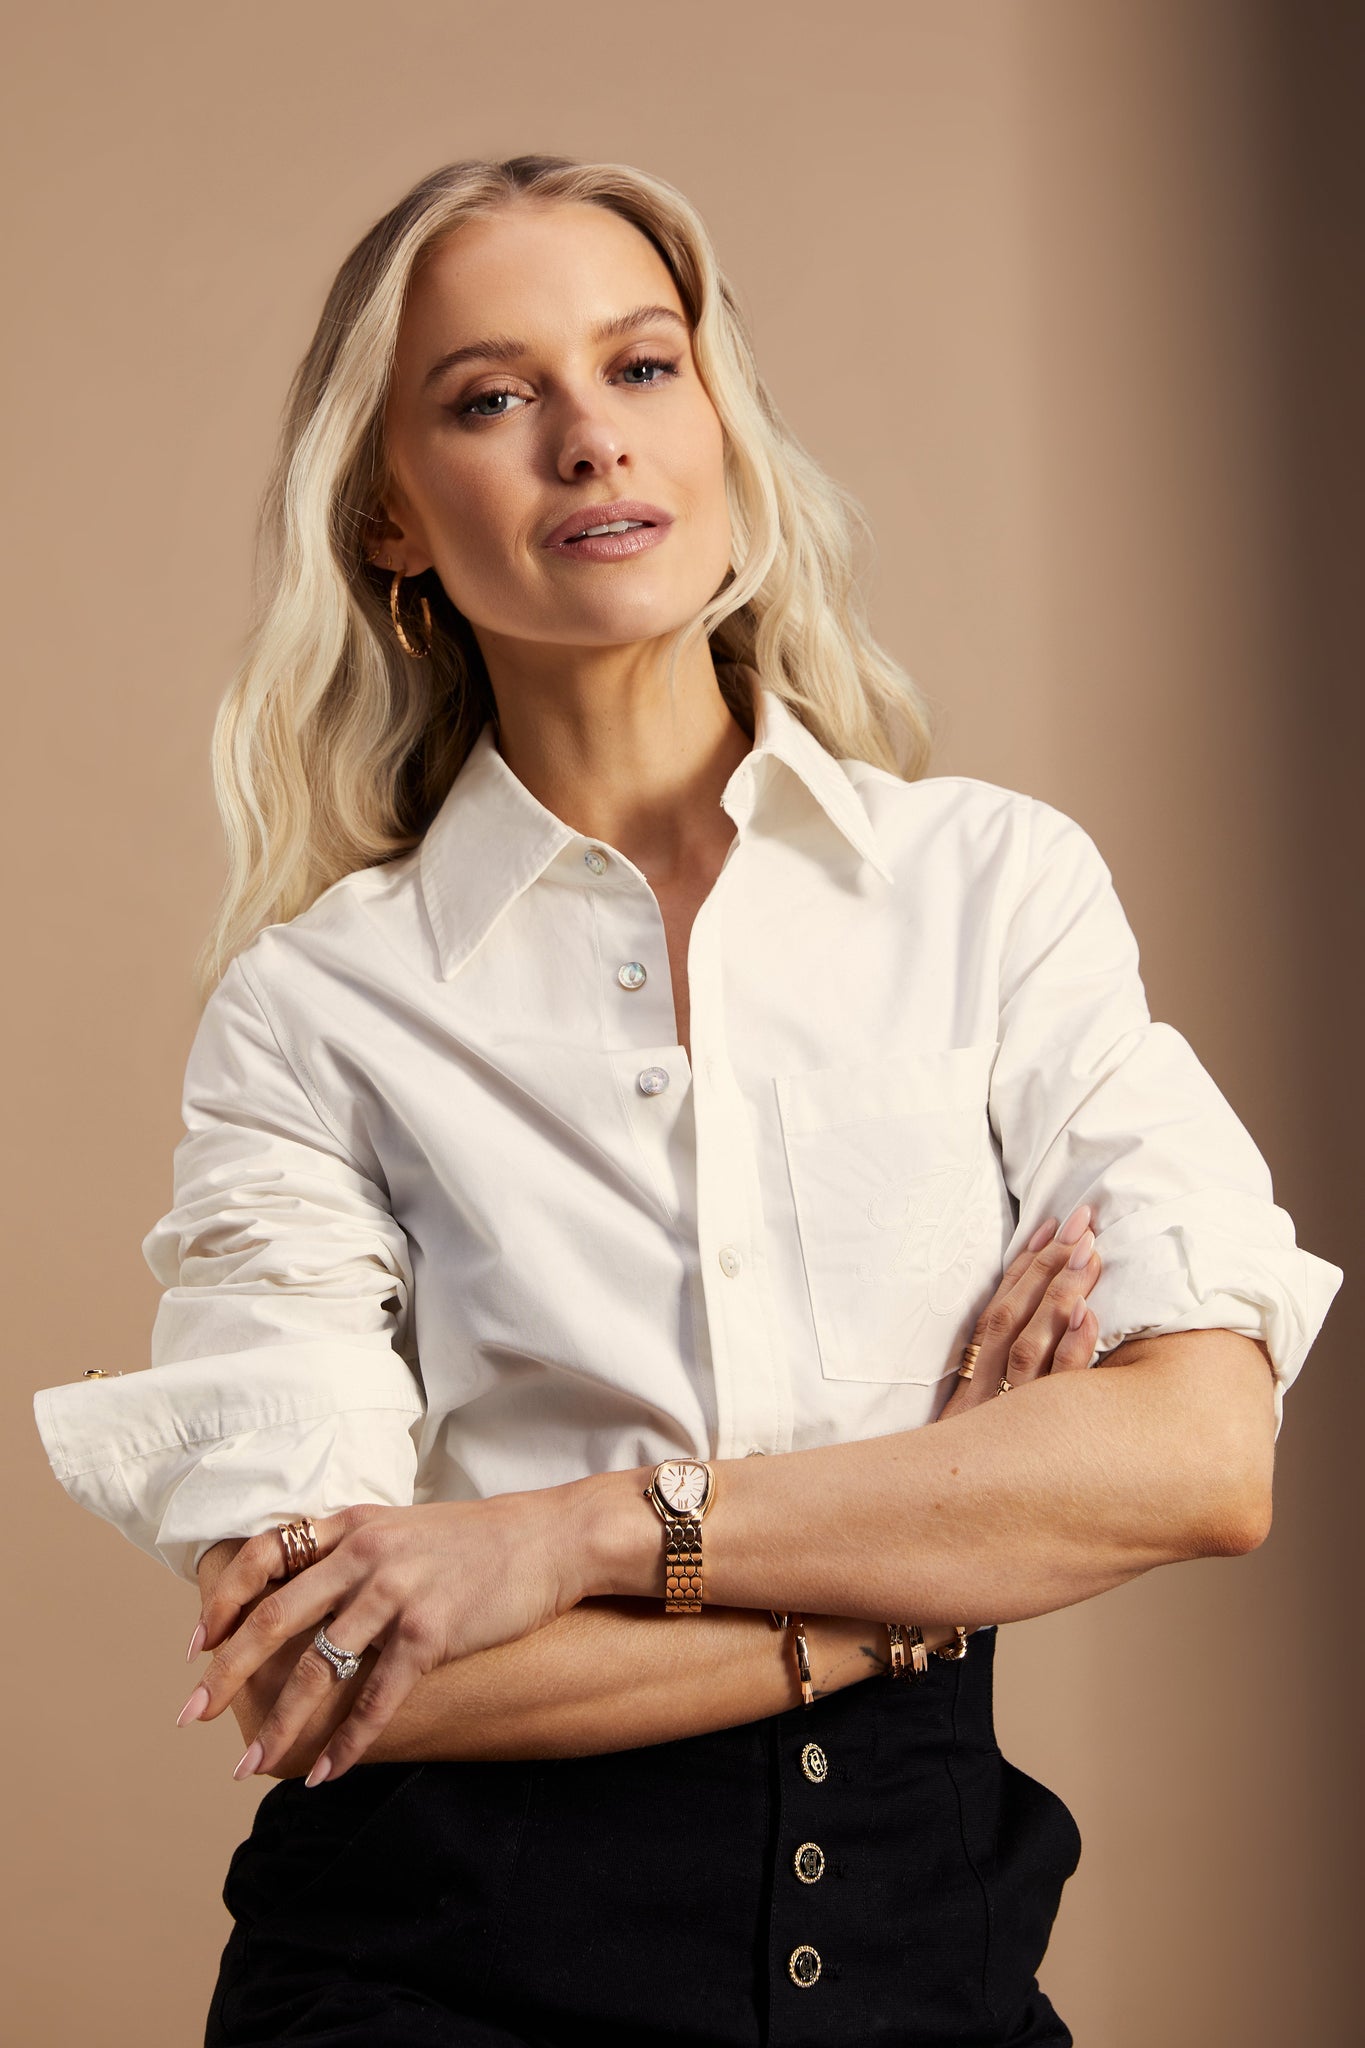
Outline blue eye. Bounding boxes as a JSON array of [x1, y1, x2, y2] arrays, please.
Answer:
[[460, 388, 526, 419], [619, 352, 681, 387], [455, 351, 681, 421]]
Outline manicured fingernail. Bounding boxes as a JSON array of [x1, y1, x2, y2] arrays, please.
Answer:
[[1027, 1219, 1057, 1253], [304, 1755, 332, 1789], [1058, 1203, 1092, 1246], [186, 1621, 207, 1663], [233, 1740, 264, 1781], [1067, 1228, 1095, 1270], [177, 1684, 211, 1727], [1069, 1294, 1089, 1330]]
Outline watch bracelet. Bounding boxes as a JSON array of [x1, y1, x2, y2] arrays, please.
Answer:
[[663, 1515, 703, 1612]]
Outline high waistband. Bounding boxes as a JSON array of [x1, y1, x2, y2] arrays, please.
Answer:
[[209, 1622, 1078, 2048]]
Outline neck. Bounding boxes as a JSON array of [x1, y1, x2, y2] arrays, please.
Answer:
[[482, 639, 754, 882]]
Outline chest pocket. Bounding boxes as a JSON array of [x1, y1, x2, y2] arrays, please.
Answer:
[[776, 1042, 1007, 1385]]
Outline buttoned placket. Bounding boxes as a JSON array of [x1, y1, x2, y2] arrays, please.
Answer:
[[583, 842, 694, 1235], [685, 831, 792, 1462], [578, 804, 791, 1464]]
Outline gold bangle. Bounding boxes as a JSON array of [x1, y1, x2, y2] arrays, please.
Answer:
[[887, 1621, 930, 1681], [789, 1614, 815, 1707], [888, 1620, 972, 1672]]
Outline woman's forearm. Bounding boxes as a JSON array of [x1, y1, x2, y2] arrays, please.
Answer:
[[200, 1544, 968, 1778], [360, 1603, 897, 1768], [200, 1328, 1272, 1778], [265, 1604, 975, 1778], [577, 1332, 1278, 1631]]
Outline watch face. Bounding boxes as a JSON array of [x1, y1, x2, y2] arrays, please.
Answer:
[[655, 1460, 711, 1515]]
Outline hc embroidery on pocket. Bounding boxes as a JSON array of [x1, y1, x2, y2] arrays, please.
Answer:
[[861, 1157, 996, 1313]]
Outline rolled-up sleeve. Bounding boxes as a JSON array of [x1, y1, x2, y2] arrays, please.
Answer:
[[33, 952, 426, 1584], [988, 796, 1344, 1439]]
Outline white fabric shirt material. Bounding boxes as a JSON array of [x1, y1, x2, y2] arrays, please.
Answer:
[[34, 677, 1344, 1586]]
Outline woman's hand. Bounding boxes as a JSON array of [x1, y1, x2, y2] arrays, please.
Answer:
[[937, 1200, 1102, 1419], [179, 1486, 591, 1785]]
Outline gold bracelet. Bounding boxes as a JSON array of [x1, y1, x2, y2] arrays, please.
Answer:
[[887, 1621, 930, 1681], [788, 1613, 815, 1707], [887, 1620, 972, 1675]]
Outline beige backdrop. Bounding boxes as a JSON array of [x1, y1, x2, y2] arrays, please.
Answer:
[[4, 3, 1359, 2043]]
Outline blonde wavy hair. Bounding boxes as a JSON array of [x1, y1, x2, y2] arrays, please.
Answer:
[[197, 152, 936, 1001]]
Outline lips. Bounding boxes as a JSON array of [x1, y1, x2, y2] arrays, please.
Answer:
[[541, 500, 673, 548]]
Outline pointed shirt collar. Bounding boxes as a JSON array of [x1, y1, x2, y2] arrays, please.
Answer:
[[419, 669, 894, 979]]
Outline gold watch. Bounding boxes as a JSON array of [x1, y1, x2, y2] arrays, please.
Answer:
[[643, 1459, 716, 1612]]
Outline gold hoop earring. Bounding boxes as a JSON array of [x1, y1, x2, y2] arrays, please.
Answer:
[[389, 570, 433, 659]]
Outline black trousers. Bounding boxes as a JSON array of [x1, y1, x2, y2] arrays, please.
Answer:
[[205, 1624, 1080, 2046]]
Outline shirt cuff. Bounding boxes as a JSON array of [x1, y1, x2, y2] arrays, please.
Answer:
[[33, 1341, 425, 1585], [1084, 1189, 1344, 1440]]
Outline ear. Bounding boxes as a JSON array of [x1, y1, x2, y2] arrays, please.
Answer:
[[361, 490, 435, 579]]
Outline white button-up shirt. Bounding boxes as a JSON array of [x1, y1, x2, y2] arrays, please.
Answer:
[[33, 675, 1344, 1586]]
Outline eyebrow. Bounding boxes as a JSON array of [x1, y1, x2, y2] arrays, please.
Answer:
[[420, 303, 690, 390]]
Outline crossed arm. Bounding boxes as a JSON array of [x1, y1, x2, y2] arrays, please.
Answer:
[[197, 1322, 1276, 1780]]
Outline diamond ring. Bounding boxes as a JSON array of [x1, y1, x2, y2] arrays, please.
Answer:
[[313, 1621, 363, 1682]]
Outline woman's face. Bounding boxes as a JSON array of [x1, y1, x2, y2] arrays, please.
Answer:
[[378, 199, 733, 662]]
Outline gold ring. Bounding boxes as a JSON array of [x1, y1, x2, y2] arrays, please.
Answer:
[[957, 1342, 982, 1381], [996, 1375, 1013, 1396], [277, 1518, 320, 1577]]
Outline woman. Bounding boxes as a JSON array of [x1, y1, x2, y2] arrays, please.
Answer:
[[35, 154, 1342, 2046]]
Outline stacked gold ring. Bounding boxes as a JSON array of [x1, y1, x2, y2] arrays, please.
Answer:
[[958, 1341, 1012, 1394], [277, 1518, 320, 1577]]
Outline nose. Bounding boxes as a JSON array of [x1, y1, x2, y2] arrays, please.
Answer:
[[554, 390, 632, 481]]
